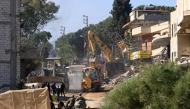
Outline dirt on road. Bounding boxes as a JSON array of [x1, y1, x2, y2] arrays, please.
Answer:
[[62, 91, 107, 108], [55, 87, 110, 109]]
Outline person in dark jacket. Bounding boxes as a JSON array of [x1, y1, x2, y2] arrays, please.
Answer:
[[47, 82, 51, 93], [51, 83, 56, 94], [41, 82, 46, 88], [60, 82, 65, 97], [56, 86, 61, 101]]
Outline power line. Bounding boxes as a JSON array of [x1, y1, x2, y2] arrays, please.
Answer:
[[89, 14, 111, 19], [66, 23, 84, 32], [56, 17, 83, 27]]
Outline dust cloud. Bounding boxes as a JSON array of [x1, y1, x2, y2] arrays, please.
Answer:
[[68, 71, 83, 91]]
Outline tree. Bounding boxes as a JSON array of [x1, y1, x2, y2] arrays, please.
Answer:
[[21, 31, 53, 58], [134, 5, 175, 12], [21, 0, 59, 37], [56, 34, 77, 65], [55, 17, 126, 64], [101, 62, 190, 109], [38, 42, 53, 58], [110, 0, 132, 34]]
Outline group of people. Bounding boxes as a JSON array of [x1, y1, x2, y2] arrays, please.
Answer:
[[50, 82, 66, 97], [51, 93, 87, 109], [30, 82, 87, 109]]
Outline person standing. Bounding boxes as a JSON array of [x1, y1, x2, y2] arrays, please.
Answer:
[[51, 83, 56, 94], [47, 82, 51, 93], [56, 86, 61, 98], [26, 74, 30, 83], [60, 82, 65, 97]]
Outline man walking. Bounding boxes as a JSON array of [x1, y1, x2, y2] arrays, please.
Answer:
[[60, 82, 65, 97]]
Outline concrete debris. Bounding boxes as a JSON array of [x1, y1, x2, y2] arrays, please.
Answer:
[[103, 67, 140, 88]]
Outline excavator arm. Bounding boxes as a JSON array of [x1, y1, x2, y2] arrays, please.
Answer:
[[88, 32, 96, 56], [88, 30, 115, 62]]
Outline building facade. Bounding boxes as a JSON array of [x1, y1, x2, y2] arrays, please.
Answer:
[[171, 0, 190, 66], [0, 0, 21, 93], [122, 9, 170, 62]]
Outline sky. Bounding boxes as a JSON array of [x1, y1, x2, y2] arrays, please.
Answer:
[[42, 0, 176, 43]]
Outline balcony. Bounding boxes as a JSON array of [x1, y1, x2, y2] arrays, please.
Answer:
[[176, 0, 190, 23], [178, 10, 190, 25], [151, 21, 169, 33], [132, 26, 151, 36], [152, 34, 170, 49]]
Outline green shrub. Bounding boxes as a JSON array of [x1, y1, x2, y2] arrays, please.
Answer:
[[101, 62, 187, 109], [16, 79, 27, 90], [101, 77, 142, 109], [174, 71, 190, 109]]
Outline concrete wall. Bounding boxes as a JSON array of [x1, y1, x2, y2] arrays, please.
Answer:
[[170, 10, 178, 62], [0, 0, 20, 93]]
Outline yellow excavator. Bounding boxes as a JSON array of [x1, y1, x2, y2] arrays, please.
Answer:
[[81, 30, 125, 91]]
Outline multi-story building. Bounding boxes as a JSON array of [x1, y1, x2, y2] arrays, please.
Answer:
[[0, 0, 21, 93], [122, 7, 170, 62], [171, 0, 190, 66]]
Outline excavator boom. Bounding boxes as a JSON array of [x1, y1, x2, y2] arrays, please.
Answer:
[[88, 30, 114, 62]]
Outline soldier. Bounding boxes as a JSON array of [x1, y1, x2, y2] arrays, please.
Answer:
[[65, 95, 75, 109], [74, 93, 86, 109]]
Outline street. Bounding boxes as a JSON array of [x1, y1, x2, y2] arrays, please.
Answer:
[[53, 86, 111, 108]]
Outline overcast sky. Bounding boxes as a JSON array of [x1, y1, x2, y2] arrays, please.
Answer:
[[42, 0, 176, 42]]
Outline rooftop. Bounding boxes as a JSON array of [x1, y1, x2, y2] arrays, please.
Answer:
[[133, 10, 169, 13]]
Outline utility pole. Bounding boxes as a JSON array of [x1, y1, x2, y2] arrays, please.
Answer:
[[61, 26, 65, 35], [83, 15, 88, 65], [83, 15, 88, 26], [10, 0, 17, 90]]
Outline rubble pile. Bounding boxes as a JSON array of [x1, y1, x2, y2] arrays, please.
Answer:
[[104, 66, 141, 88]]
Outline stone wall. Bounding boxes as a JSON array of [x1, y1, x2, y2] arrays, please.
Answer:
[[0, 0, 20, 93]]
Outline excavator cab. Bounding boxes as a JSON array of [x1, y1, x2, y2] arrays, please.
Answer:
[[82, 67, 102, 91]]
